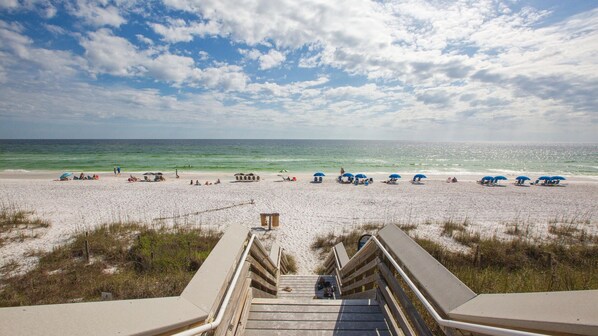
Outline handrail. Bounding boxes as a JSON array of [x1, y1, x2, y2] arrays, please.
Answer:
[[174, 234, 256, 336], [366, 236, 547, 336]]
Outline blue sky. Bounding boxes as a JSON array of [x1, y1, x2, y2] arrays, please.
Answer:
[[0, 0, 596, 141]]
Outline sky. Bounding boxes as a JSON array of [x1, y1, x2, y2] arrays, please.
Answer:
[[0, 0, 597, 141]]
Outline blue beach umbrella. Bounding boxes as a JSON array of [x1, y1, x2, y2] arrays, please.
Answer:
[[342, 172, 354, 178], [551, 176, 566, 180], [355, 173, 368, 179], [494, 176, 507, 181], [481, 176, 494, 181], [413, 174, 427, 179], [538, 176, 552, 181], [516, 176, 530, 181], [60, 172, 72, 179], [314, 172, 325, 177], [389, 173, 401, 179]]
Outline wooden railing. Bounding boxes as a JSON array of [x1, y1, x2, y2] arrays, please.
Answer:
[[325, 225, 598, 336], [0, 224, 290, 336]]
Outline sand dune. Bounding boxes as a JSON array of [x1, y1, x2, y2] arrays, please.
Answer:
[[1, 171, 597, 274]]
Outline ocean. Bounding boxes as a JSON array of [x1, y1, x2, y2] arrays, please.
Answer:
[[0, 140, 596, 176]]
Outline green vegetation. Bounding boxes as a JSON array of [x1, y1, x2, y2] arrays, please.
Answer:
[[0, 203, 50, 247], [311, 223, 384, 258], [417, 236, 598, 293], [283, 253, 298, 274], [0, 222, 221, 307], [313, 218, 598, 293]]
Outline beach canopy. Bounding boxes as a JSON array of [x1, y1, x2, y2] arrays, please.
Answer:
[[494, 176, 507, 181], [551, 176, 566, 180], [481, 176, 494, 181], [342, 173, 354, 178], [143, 172, 155, 175], [355, 173, 368, 179], [389, 173, 401, 179], [280, 169, 288, 173], [516, 176, 530, 181], [60, 172, 72, 179], [538, 176, 552, 180], [413, 174, 427, 179], [234, 173, 244, 176], [313, 172, 326, 177]]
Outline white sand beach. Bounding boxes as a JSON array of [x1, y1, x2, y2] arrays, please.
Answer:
[[1, 171, 597, 274]]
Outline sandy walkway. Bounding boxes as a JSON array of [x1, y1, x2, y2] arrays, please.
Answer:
[[1, 171, 597, 274]]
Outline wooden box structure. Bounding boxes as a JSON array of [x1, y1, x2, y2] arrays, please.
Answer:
[[260, 213, 280, 230]]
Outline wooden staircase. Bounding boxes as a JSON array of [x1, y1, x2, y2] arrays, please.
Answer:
[[243, 275, 391, 336]]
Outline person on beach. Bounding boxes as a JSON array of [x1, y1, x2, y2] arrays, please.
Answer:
[[117, 166, 121, 175], [216, 179, 221, 184], [176, 169, 179, 179], [196, 180, 200, 185], [190, 179, 193, 185], [452, 177, 458, 183], [340, 167, 345, 175], [113, 167, 117, 175]]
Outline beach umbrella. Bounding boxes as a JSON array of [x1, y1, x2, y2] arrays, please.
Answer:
[[355, 173, 368, 179], [389, 173, 401, 179], [414, 174, 427, 179], [155, 172, 163, 175], [481, 176, 494, 181], [234, 173, 245, 176], [537, 176, 551, 181], [494, 176, 507, 181], [516, 176, 530, 181], [279, 169, 288, 173], [59, 172, 72, 179], [551, 176, 566, 180], [313, 172, 326, 177], [143, 172, 154, 175], [342, 173, 354, 178]]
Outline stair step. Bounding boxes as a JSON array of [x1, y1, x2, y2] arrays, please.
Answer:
[[245, 320, 389, 330], [244, 330, 391, 336], [277, 275, 340, 299], [249, 311, 385, 321], [245, 298, 390, 335]]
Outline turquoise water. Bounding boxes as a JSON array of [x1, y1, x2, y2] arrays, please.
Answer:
[[0, 140, 597, 175]]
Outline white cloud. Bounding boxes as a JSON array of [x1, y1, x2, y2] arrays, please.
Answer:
[[69, 0, 127, 27], [151, 18, 220, 43], [80, 28, 143, 76], [240, 48, 286, 70], [79, 28, 248, 89], [0, 0, 19, 9], [257, 49, 285, 70], [135, 34, 154, 45], [0, 20, 86, 77], [44, 24, 67, 35]]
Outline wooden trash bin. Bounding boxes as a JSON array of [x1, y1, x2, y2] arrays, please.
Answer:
[[272, 213, 280, 227], [260, 213, 268, 227]]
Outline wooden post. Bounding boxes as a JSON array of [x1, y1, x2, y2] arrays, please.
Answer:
[[473, 244, 481, 267], [84, 232, 90, 263]]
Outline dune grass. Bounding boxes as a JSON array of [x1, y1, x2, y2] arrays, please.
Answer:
[[0, 222, 221, 307], [0, 203, 50, 247], [313, 219, 598, 293], [311, 223, 384, 259], [417, 236, 598, 293]]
